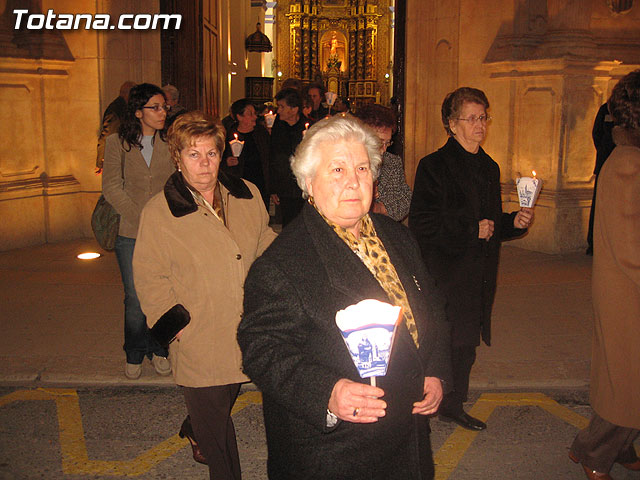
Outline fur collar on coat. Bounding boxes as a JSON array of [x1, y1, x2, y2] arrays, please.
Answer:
[[163, 169, 253, 218]]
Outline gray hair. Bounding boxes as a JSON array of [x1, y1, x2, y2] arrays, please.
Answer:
[[162, 84, 180, 102], [290, 115, 382, 198]]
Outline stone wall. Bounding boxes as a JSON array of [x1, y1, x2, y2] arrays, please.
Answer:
[[404, 0, 640, 253], [0, 0, 161, 251]]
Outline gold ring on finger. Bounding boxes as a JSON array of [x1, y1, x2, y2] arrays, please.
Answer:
[[353, 407, 360, 417]]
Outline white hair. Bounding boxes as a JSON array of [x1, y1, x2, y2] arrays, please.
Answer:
[[290, 115, 382, 198]]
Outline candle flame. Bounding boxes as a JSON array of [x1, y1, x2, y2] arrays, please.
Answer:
[[532, 170, 536, 177], [234, 133, 238, 140], [305, 122, 309, 129], [268, 110, 272, 115]]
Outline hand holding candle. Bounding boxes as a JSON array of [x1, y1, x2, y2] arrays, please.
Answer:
[[229, 133, 244, 157]]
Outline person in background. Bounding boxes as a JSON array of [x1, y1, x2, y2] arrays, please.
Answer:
[[222, 98, 271, 208], [162, 84, 187, 130], [269, 88, 309, 227], [305, 82, 329, 122], [409, 87, 533, 431], [96, 80, 135, 173], [568, 69, 640, 480], [238, 116, 450, 480], [301, 94, 314, 123], [585, 102, 616, 256], [355, 104, 412, 221], [102, 83, 175, 380], [133, 111, 276, 478]]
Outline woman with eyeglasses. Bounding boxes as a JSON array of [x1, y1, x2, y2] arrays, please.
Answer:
[[409, 87, 534, 431], [102, 83, 176, 380], [355, 104, 412, 221]]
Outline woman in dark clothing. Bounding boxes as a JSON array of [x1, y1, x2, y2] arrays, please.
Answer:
[[222, 98, 271, 208], [238, 116, 451, 480], [409, 87, 533, 431]]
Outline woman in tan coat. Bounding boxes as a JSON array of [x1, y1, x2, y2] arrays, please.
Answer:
[[133, 111, 276, 479], [569, 70, 640, 480]]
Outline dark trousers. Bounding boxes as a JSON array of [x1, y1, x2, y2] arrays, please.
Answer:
[[570, 411, 639, 473], [279, 197, 305, 227], [182, 384, 242, 480], [439, 345, 477, 416]]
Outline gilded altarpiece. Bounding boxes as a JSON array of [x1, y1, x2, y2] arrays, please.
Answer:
[[276, 0, 394, 108]]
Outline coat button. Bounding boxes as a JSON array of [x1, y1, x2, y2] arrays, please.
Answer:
[[236, 254, 242, 260]]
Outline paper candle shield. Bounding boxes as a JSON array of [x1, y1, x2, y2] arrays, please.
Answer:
[[516, 176, 542, 208], [230, 139, 244, 157], [335, 299, 403, 379], [325, 91, 338, 106], [264, 112, 276, 128]]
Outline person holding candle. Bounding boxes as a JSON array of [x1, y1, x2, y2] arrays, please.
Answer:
[[222, 98, 271, 208], [568, 70, 640, 480], [409, 87, 533, 431], [133, 111, 277, 478], [238, 116, 451, 479]]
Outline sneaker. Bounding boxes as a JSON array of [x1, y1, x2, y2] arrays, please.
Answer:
[[125, 362, 142, 379], [152, 354, 171, 376]]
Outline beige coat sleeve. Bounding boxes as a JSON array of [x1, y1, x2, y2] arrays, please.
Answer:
[[102, 134, 142, 220], [132, 198, 179, 327], [600, 152, 640, 287]]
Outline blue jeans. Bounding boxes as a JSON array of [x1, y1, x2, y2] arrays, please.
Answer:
[[114, 236, 168, 364]]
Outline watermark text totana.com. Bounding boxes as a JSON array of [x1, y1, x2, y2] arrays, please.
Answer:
[[13, 9, 182, 30]]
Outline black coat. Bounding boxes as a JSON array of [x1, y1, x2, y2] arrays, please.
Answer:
[[221, 123, 271, 196], [238, 204, 451, 480], [409, 137, 525, 347], [268, 116, 308, 198]]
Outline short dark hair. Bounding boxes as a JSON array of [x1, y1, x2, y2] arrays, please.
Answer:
[[354, 104, 396, 132], [608, 69, 640, 130], [441, 87, 489, 136], [230, 98, 254, 119], [305, 82, 325, 96], [275, 88, 302, 109]]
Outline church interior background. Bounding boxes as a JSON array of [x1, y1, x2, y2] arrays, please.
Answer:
[[0, 0, 639, 253]]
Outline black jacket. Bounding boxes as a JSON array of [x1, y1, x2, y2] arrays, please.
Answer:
[[238, 204, 451, 480], [268, 116, 308, 198], [409, 137, 525, 347]]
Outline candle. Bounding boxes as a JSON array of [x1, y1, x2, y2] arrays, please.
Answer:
[[302, 122, 310, 137], [264, 110, 276, 128], [229, 133, 244, 157], [516, 171, 542, 208]]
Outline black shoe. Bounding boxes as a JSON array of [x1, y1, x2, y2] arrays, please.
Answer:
[[439, 411, 487, 431], [179, 416, 207, 465]]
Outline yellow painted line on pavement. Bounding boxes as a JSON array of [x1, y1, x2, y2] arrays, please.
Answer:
[[434, 392, 589, 480], [0, 388, 262, 477]]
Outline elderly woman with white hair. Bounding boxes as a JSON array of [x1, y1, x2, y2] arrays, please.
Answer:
[[237, 116, 452, 480]]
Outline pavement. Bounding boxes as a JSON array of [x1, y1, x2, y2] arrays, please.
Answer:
[[0, 237, 593, 390]]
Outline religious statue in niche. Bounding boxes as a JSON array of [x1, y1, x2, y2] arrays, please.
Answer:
[[321, 31, 347, 72]]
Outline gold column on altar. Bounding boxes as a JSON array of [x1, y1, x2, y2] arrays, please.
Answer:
[[278, 0, 392, 109]]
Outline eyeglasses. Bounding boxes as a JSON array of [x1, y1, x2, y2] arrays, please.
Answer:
[[457, 114, 491, 124], [142, 104, 171, 112], [381, 140, 394, 148]]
